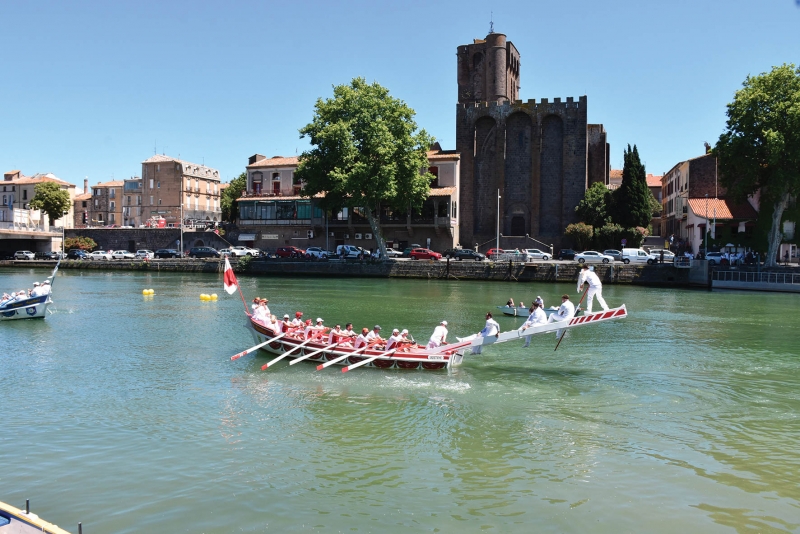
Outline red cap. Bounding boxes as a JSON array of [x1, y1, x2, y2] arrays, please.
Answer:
[[296, 311, 303, 317]]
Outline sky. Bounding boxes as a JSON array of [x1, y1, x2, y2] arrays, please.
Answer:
[[2, 0, 799, 191]]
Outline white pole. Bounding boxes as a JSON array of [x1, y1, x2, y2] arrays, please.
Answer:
[[180, 203, 184, 257], [496, 189, 501, 254], [704, 194, 708, 257]]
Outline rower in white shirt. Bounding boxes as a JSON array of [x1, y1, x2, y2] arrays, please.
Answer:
[[386, 329, 403, 350], [427, 320, 448, 349], [519, 302, 547, 347], [474, 313, 500, 354]]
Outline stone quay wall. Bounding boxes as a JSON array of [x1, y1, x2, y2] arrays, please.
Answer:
[[16, 258, 695, 287]]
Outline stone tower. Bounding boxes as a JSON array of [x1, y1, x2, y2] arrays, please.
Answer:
[[457, 33, 520, 104], [455, 32, 607, 251]]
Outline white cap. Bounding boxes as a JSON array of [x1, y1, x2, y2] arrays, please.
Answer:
[[33, 282, 40, 286], [392, 328, 400, 334], [537, 296, 541, 299], [43, 280, 50, 284], [401, 329, 408, 334], [316, 317, 323, 323], [441, 320, 448, 326], [283, 314, 290, 319]]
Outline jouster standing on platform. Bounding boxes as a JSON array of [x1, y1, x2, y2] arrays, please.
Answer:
[[577, 264, 609, 313], [427, 321, 448, 349]]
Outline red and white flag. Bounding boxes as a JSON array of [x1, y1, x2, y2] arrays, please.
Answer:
[[223, 257, 238, 295]]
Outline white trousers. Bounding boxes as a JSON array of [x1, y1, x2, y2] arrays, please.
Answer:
[[586, 286, 609, 313]]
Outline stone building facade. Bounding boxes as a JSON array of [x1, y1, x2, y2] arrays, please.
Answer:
[[140, 154, 221, 226], [455, 32, 609, 251], [88, 180, 124, 226], [1, 170, 77, 228], [238, 146, 461, 253]]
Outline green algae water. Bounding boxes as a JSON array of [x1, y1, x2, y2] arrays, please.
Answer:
[[1, 268, 799, 533]]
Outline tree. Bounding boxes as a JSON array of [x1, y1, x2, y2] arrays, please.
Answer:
[[613, 145, 652, 228], [565, 222, 594, 250], [221, 172, 246, 222], [64, 236, 96, 251], [575, 182, 613, 228], [295, 77, 434, 257], [29, 181, 71, 226], [714, 64, 800, 267]]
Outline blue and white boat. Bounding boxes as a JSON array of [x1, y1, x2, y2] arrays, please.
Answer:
[[0, 261, 58, 321]]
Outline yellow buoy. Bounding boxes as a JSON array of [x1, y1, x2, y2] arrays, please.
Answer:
[[210, 294, 218, 300], [142, 289, 148, 295]]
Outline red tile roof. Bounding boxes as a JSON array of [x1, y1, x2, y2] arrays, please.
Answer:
[[687, 198, 758, 220], [609, 169, 622, 179], [646, 174, 663, 188], [428, 187, 456, 196], [247, 156, 299, 169]]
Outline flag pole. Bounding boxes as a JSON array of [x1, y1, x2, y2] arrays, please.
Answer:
[[223, 257, 250, 314]]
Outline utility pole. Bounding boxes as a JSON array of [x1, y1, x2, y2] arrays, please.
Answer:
[[496, 189, 501, 256]]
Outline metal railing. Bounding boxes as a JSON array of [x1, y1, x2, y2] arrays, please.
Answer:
[[712, 271, 800, 285]]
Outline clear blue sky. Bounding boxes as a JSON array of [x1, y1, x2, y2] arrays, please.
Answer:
[[2, 0, 798, 191]]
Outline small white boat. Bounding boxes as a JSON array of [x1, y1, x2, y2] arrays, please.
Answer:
[[1, 261, 58, 321], [0, 499, 73, 534], [496, 305, 583, 318]]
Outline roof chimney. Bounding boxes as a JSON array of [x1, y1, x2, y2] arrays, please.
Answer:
[[84, 178, 88, 194]]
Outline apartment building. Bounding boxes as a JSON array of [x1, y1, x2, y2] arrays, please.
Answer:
[[141, 154, 222, 226]]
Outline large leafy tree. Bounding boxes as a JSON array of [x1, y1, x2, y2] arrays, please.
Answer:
[[715, 63, 800, 267], [575, 182, 613, 228], [221, 172, 247, 222], [29, 181, 71, 226], [295, 77, 434, 257], [613, 144, 652, 228]]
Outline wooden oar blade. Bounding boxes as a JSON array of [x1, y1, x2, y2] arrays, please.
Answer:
[[230, 333, 285, 360], [342, 349, 396, 373]]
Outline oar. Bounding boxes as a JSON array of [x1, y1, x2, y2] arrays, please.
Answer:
[[554, 287, 589, 351], [289, 341, 339, 365], [342, 348, 396, 373], [316, 345, 368, 371], [262, 336, 317, 370], [231, 332, 286, 360]]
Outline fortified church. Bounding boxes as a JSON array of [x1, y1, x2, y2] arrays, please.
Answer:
[[455, 31, 609, 250]]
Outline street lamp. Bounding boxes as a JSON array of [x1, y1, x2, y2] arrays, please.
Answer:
[[496, 189, 501, 254], [704, 194, 708, 257]]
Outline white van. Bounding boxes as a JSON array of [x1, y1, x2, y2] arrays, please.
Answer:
[[621, 248, 656, 265], [336, 245, 362, 258]]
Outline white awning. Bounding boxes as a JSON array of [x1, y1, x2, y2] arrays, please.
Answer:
[[238, 234, 256, 241]]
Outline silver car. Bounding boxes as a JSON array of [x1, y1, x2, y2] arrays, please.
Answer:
[[14, 250, 35, 260], [575, 250, 614, 264], [111, 250, 136, 260], [88, 250, 113, 261], [524, 248, 551, 261]]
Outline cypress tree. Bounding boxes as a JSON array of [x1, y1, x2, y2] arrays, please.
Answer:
[[613, 144, 651, 228]]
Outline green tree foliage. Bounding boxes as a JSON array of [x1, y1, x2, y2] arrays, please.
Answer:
[[221, 172, 246, 222], [714, 64, 800, 267], [575, 182, 613, 228], [565, 222, 593, 250], [28, 181, 71, 226], [613, 145, 652, 228], [295, 77, 434, 257], [64, 236, 96, 251], [595, 223, 625, 250]]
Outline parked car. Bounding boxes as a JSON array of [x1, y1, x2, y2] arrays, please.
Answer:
[[88, 250, 113, 261], [111, 250, 136, 260], [486, 248, 505, 260], [135, 250, 155, 259], [557, 249, 577, 260], [648, 249, 676, 262], [410, 248, 442, 260], [218, 248, 234, 257], [705, 251, 726, 266], [603, 249, 623, 262], [155, 249, 181, 258], [188, 247, 220, 258], [621, 248, 657, 265], [384, 248, 403, 258], [67, 249, 89, 260], [35, 251, 62, 260], [229, 245, 260, 257], [335, 245, 362, 259], [524, 248, 551, 261], [443, 248, 485, 261], [14, 250, 35, 260], [305, 247, 329, 259], [575, 250, 614, 264], [276, 246, 306, 258]]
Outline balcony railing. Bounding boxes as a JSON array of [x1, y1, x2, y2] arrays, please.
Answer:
[[239, 218, 311, 226]]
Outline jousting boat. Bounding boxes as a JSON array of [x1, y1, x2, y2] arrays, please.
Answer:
[[237, 307, 627, 371], [223, 258, 628, 371], [496, 305, 584, 318]]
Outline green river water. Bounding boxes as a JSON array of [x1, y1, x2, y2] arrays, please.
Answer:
[[1, 267, 799, 533]]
